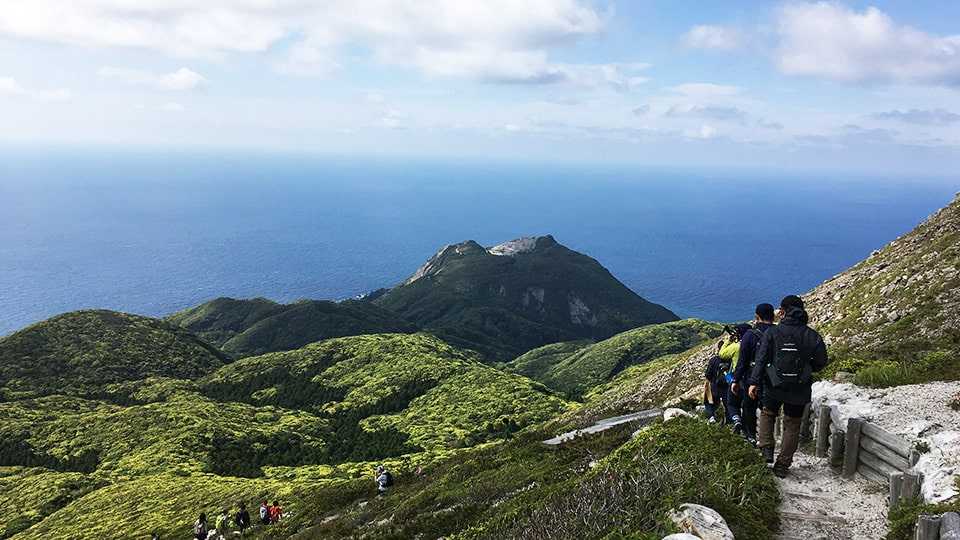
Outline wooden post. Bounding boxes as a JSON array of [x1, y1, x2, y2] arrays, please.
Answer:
[[915, 515, 941, 540], [830, 432, 845, 468], [843, 418, 864, 479], [890, 472, 904, 508], [940, 512, 960, 540], [902, 472, 922, 500], [815, 404, 831, 457]]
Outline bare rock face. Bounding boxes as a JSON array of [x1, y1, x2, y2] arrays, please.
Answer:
[[662, 534, 702, 540], [668, 503, 735, 540]]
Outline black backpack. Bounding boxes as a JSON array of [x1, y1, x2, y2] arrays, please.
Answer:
[[765, 326, 812, 388], [383, 471, 394, 487]]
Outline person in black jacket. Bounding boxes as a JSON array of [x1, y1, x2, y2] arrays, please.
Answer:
[[235, 502, 251, 537], [748, 295, 828, 478], [729, 303, 776, 444]]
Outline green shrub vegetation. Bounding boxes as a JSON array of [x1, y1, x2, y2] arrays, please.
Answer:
[[0, 310, 227, 400], [886, 494, 960, 540], [297, 418, 778, 540], [508, 319, 723, 398], [167, 297, 417, 357]]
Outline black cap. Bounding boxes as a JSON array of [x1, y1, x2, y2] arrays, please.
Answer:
[[781, 295, 804, 310], [756, 303, 775, 321]]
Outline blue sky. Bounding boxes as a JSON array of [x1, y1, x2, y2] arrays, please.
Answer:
[[1, 0, 959, 173]]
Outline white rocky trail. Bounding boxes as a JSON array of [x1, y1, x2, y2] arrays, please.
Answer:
[[775, 450, 888, 540]]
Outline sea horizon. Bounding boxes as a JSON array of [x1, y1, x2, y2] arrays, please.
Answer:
[[2, 149, 958, 336]]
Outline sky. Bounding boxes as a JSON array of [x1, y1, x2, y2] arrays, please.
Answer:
[[1, 0, 959, 174]]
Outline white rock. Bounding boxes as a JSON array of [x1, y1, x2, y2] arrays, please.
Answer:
[[663, 408, 694, 421], [663, 534, 702, 540], [668, 503, 734, 540]]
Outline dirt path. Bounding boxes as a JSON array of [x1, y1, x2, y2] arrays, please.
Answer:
[[775, 450, 888, 540]]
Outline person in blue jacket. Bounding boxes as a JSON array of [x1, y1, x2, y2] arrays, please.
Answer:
[[729, 304, 776, 444]]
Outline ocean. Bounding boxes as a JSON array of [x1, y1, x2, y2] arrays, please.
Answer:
[[2, 149, 957, 336]]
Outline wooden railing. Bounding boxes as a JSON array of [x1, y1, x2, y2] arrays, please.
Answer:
[[811, 404, 923, 508]]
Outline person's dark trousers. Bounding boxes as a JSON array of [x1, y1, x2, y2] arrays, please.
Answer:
[[707, 382, 728, 422], [726, 385, 743, 426], [739, 386, 759, 440], [757, 398, 806, 468]]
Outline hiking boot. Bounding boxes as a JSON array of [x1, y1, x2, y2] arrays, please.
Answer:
[[761, 446, 775, 464], [773, 462, 790, 478], [732, 421, 742, 436], [746, 436, 758, 447]]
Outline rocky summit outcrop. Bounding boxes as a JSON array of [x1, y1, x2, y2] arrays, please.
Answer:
[[806, 193, 960, 370], [374, 235, 679, 360]]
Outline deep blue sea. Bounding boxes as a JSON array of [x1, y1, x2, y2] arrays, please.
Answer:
[[2, 149, 957, 336]]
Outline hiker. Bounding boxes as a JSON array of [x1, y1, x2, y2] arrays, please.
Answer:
[[730, 304, 776, 443], [259, 500, 270, 525], [193, 513, 208, 540], [703, 327, 739, 423], [269, 500, 283, 523], [214, 508, 229, 539], [376, 465, 393, 496], [235, 502, 251, 536], [748, 295, 828, 478]]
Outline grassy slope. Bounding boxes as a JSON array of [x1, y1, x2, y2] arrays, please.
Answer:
[[167, 297, 417, 357], [0, 310, 228, 400], [374, 237, 678, 360], [508, 319, 723, 399], [806, 194, 960, 387], [202, 333, 572, 451], [297, 418, 778, 540]]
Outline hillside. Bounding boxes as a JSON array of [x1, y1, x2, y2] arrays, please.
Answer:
[[0, 310, 228, 400], [167, 297, 417, 357], [0, 320, 573, 539], [806, 193, 960, 386], [374, 235, 678, 360], [508, 319, 723, 398]]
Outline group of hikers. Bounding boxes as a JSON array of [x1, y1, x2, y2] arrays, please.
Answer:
[[186, 500, 280, 539], [180, 466, 394, 539], [703, 294, 828, 478]]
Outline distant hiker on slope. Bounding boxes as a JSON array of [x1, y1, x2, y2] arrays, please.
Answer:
[[730, 304, 776, 444], [748, 295, 829, 478], [259, 500, 270, 525], [193, 513, 208, 540], [269, 500, 283, 523], [213, 508, 230, 539], [376, 465, 393, 496], [235, 502, 251, 537]]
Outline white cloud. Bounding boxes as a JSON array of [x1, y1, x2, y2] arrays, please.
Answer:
[[871, 109, 960, 126], [98, 67, 207, 91], [0, 76, 70, 101], [776, 2, 960, 86], [665, 104, 747, 122], [683, 25, 741, 50], [0, 1, 610, 85], [670, 83, 741, 98], [161, 102, 185, 112]]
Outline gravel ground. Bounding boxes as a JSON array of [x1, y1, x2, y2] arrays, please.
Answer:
[[776, 450, 889, 540], [812, 380, 960, 502]]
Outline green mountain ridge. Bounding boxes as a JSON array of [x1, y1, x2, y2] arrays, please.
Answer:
[[167, 297, 417, 358], [374, 235, 679, 360], [807, 193, 960, 386], [0, 310, 228, 400], [508, 318, 724, 399]]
